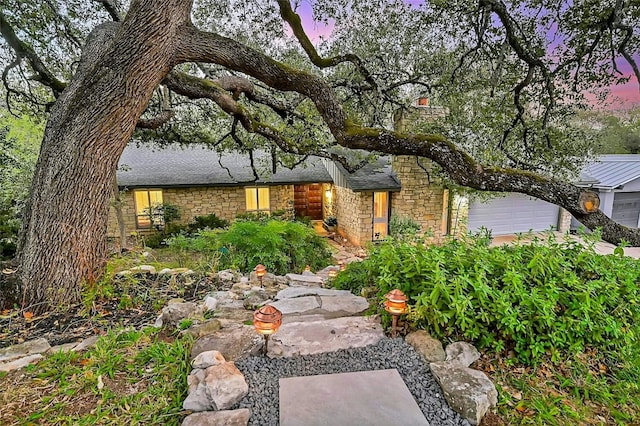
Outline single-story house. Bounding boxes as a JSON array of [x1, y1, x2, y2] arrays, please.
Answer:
[[108, 143, 452, 246]]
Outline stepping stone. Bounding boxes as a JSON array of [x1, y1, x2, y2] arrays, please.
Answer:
[[275, 287, 353, 300], [268, 316, 384, 358], [270, 296, 320, 315], [285, 273, 323, 287], [0, 338, 50, 363], [279, 369, 429, 426]]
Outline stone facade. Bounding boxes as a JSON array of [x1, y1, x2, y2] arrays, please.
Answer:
[[391, 156, 447, 241], [107, 185, 294, 238], [334, 186, 373, 246]]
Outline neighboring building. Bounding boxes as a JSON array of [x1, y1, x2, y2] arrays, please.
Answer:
[[572, 155, 640, 229], [108, 143, 451, 246]]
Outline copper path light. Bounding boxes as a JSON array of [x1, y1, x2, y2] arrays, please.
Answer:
[[254, 264, 267, 288], [384, 289, 408, 338], [253, 305, 282, 355]]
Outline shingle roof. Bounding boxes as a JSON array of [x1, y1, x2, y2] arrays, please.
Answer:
[[117, 143, 332, 188], [580, 155, 640, 190], [333, 157, 401, 192]]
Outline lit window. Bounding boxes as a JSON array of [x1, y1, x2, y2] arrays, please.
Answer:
[[134, 189, 163, 229], [245, 187, 270, 213]]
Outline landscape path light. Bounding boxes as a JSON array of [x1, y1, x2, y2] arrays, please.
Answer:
[[338, 260, 345, 271], [254, 264, 267, 288], [253, 304, 282, 355], [384, 289, 408, 338]]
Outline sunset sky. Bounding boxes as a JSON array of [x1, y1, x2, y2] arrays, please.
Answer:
[[291, 1, 640, 110]]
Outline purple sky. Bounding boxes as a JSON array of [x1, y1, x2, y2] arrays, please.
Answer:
[[291, 1, 639, 110]]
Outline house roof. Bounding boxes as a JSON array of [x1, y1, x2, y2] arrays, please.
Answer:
[[579, 155, 640, 190], [333, 157, 402, 192], [117, 143, 332, 188]]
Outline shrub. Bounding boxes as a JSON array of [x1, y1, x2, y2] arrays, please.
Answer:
[[167, 219, 332, 275], [188, 213, 229, 232], [389, 215, 421, 239], [337, 234, 640, 364]]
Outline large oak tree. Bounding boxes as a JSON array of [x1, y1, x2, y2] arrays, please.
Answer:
[[1, 0, 639, 312]]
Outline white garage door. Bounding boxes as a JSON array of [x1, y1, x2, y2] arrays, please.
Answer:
[[612, 192, 640, 228], [468, 193, 560, 235]]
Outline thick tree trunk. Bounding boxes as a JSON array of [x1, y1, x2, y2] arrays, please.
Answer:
[[17, 0, 190, 313], [112, 174, 128, 251]]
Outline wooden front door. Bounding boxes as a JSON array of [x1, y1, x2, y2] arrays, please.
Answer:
[[294, 184, 323, 220]]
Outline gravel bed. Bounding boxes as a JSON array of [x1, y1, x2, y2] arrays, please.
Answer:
[[234, 337, 469, 426]]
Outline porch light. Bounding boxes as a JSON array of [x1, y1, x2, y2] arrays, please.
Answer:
[[579, 191, 600, 213], [255, 264, 267, 288], [253, 305, 282, 355], [384, 289, 408, 338]]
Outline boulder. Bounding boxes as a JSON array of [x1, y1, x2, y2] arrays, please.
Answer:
[[243, 293, 269, 310], [446, 342, 480, 367], [269, 296, 320, 315], [183, 362, 248, 411], [192, 350, 226, 369], [191, 324, 261, 361], [270, 290, 369, 321], [405, 331, 446, 362], [216, 270, 242, 287], [184, 319, 222, 338], [429, 361, 497, 425], [181, 409, 250, 426], [268, 316, 384, 358], [0, 338, 50, 363], [155, 301, 204, 327]]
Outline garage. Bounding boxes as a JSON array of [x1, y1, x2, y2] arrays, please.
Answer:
[[612, 192, 640, 228], [467, 193, 560, 235]]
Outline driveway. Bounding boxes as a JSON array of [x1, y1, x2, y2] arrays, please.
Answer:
[[489, 231, 640, 259]]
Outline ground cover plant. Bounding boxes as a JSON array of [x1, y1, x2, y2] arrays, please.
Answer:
[[0, 327, 193, 425], [167, 218, 332, 275], [333, 232, 640, 424]]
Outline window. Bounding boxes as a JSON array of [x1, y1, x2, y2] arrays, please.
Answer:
[[134, 189, 163, 229], [245, 187, 270, 213]]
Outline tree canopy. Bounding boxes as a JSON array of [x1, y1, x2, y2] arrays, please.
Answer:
[[0, 0, 639, 310]]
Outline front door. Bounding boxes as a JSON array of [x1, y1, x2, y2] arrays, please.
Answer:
[[373, 192, 389, 240], [294, 184, 323, 220]]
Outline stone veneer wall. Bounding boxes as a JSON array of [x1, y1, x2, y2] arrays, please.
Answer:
[[391, 156, 446, 241], [334, 185, 373, 246], [107, 185, 294, 238]]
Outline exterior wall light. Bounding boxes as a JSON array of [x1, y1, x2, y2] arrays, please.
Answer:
[[253, 304, 282, 355], [255, 264, 267, 288], [579, 191, 600, 213], [384, 289, 408, 338]]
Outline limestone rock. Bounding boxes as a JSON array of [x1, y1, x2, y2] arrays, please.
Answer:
[[48, 342, 79, 353], [243, 293, 269, 310], [269, 296, 320, 315], [275, 287, 352, 300], [405, 331, 446, 362], [203, 296, 218, 311], [129, 265, 156, 275], [191, 324, 261, 361], [318, 296, 369, 318], [156, 301, 204, 327], [0, 354, 44, 372], [217, 270, 241, 287], [0, 338, 50, 363], [158, 268, 172, 275], [192, 350, 226, 369], [183, 362, 248, 411], [446, 341, 480, 367], [268, 316, 384, 358], [429, 361, 497, 425], [184, 319, 222, 338], [285, 273, 323, 287], [72, 335, 100, 352], [181, 409, 250, 426]]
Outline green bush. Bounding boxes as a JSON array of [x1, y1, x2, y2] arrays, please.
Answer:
[[167, 219, 332, 275], [337, 234, 640, 364], [188, 213, 229, 232]]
